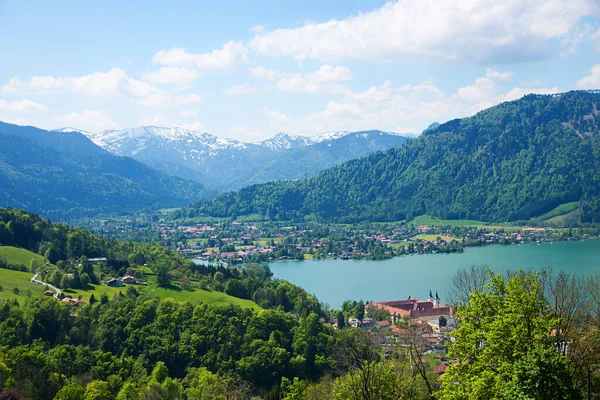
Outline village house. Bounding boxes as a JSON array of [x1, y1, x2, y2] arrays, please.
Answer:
[[121, 275, 136, 284], [105, 277, 124, 287]]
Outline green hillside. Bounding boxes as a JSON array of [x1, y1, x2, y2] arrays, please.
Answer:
[[0, 122, 206, 220], [183, 91, 600, 225], [0, 268, 45, 302], [0, 245, 49, 268]]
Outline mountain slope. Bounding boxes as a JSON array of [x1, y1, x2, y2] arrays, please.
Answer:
[[0, 123, 206, 219], [183, 91, 600, 224], [82, 127, 411, 191]]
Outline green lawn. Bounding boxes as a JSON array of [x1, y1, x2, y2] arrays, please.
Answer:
[[0, 246, 49, 268], [62, 283, 125, 301], [415, 234, 461, 242], [147, 284, 261, 310], [257, 237, 281, 246], [409, 215, 488, 227], [0, 268, 45, 302]]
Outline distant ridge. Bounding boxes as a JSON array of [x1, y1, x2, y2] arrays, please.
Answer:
[[0, 122, 206, 219], [184, 90, 600, 225]]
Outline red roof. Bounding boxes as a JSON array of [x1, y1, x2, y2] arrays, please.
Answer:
[[376, 320, 391, 327]]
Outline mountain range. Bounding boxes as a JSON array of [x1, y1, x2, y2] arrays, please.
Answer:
[[0, 122, 205, 220], [183, 90, 600, 225], [79, 127, 412, 191]]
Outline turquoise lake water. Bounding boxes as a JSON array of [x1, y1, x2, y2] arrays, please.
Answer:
[[269, 239, 600, 308]]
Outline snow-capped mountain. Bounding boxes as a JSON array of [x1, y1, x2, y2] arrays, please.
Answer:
[[67, 126, 412, 191]]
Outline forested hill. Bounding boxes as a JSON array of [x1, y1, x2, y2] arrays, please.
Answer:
[[183, 90, 600, 224], [0, 122, 206, 220]]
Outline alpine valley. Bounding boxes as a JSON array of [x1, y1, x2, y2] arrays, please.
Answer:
[[80, 127, 413, 191]]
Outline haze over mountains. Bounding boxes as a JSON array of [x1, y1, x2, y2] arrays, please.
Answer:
[[185, 91, 600, 225], [78, 127, 413, 191]]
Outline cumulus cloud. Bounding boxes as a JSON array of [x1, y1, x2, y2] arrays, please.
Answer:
[[225, 83, 257, 95], [248, 66, 276, 80], [264, 73, 561, 135], [0, 99, 47, 113], [274, 65, 352, 94], [576, 65, 600, 89], [54, 110, 120, 131], [250, 0, 600, 64], [152, 41, 248, 69], [143, 67, 202, 86], [4, 68, 154, 98]]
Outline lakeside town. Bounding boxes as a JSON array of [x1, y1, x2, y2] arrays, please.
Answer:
[[79, 214, 600, 264]]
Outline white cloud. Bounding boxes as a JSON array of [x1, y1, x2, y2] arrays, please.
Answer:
[[137, 113, 168, 126], [264, 73, 562, 135], [4, 68, 155, 99], [0, 99, 47, 113], [264, 106, 290, 123], [576, 65, 600, 89], [275, 65, 352, 94], [457, 77, 497, 102], [180, 109, 198, 117], [152, 41, 248, 69], [225, 83, 257, 95], [143, 67, 202, 86], [250, 0, 600, 63], [248, 66, 276, 80], [54, 110, 120, 131], [485, 68, 513, 81], [180, 121, 205, 132]]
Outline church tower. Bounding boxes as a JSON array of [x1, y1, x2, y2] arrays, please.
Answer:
[[434, 290, 440, 308], [428, 289, 434, 303]]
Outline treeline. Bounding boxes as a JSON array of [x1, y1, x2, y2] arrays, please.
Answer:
[[0, 295, 334, 399], [181, 91, 600, 224], [6, 268, 600, 398]]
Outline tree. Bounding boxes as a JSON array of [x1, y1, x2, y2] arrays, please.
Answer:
[[439, 271, 579, 400], [155, 263, 170, 288], [438, 316, 447, 327], [60, 276, 71, 289], [446, 264, 489, 307], [80, 273, 91, 288], [151, 361, 169, 384], [54, 382, 85, 400], [0, 391, 22, 400], [336, 311, 345, 329], [84, 380, 112, 400]]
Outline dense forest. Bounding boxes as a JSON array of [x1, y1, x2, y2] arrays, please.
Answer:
[[0, 123, 205, 220], [182, 91, 600, 224]]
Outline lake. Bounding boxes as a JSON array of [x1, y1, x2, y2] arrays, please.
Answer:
[[269, 239, 600, 309]]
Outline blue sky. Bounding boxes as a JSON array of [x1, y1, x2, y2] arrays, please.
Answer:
[[1, 0, 599, 141]]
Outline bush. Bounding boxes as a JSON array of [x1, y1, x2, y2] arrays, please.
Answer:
[[12, 287, 19, 295]]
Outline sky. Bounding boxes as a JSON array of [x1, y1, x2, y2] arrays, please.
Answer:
[[0, 0, 600, 142]]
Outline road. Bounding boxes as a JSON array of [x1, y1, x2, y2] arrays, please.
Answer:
[[30, 264, 62, 299]]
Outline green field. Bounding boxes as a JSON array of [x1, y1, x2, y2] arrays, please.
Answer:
[[0, 246, 49, 268], [0, 261, 260, 310], [415, 234, 461, 242], [257, 237, 281, 246], [148, 285, 260, 310], [409, 215, 488, 227], [0, 268, 45, 302]]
